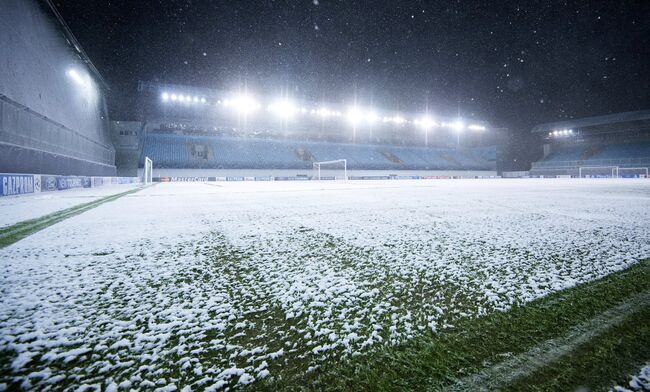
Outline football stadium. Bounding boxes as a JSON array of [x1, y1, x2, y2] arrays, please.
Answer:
[[1, 1, 649, 391]]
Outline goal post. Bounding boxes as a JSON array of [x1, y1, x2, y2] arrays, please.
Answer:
[[143, 156, 153, 184], [313, 159, 347, 180], [578, 166, 619, 178], [617, 167, 649, 178]]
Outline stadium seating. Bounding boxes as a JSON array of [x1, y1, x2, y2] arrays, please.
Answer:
[[530, 141, 650, 176], [140, 132, 496, 170], [535, 142, 650, 166]]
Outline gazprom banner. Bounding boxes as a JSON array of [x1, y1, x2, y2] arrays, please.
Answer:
[[0, 174, 35, 197]]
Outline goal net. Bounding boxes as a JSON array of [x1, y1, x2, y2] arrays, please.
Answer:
[[143, 156, 153, 184], [313, 159, 347, 180], [578, 166, 619, 178], [618, 167, 648, 178]]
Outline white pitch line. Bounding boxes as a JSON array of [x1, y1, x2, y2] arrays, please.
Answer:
[[445, 289, 650, 392]]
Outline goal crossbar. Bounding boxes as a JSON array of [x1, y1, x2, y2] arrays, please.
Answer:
[[313, 159, 347, 180]]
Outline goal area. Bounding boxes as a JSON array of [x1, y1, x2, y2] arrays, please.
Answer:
[[143, 156, 153, 184], [618, 167, 649, 178], [578, 166, 619, 178], [313, 159, 347, 180], [578, 166, 649, 178]]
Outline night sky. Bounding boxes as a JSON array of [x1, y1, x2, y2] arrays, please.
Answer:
[[55, 0, 650, 160]]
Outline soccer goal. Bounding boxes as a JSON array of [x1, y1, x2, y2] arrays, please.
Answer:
[[617, 167, 649, 178], [143, 156, 153, 184], [313, 159, 347, 180], [578, 166, 619, 178]]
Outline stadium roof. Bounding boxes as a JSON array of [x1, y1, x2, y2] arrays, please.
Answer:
[[531, 110, 650, 134], [42, 0, 110, 91]]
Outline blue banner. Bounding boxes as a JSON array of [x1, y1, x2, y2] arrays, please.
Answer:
[[0, 174, 35, 197], [169, 177, 209, 182], [41, 175, 90, 191], [274, 176, 311, 181], [349, 175, 391, 180], [392, 175, 421, 180]]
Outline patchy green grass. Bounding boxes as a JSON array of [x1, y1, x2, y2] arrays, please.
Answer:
[[1, 219, 647, 391], [262, 259, 650, 391], [503, 306, 650, 392], [0, 186, 146, 248]]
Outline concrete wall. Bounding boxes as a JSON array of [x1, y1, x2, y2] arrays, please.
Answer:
[[0, 0, 115, 175], [110, 121, 141, 177]]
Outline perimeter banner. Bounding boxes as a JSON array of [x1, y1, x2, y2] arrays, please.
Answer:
[[40, 175, 90, 192], [0, 174, 35, 197]]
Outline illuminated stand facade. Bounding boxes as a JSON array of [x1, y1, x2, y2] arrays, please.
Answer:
[[128, 81, 500, 179], [0, 0, 115, 176]]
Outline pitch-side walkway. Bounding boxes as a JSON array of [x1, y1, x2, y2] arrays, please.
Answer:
[[0, 186, 148, 248]]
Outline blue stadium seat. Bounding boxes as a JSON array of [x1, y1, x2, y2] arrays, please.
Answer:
[[140, 133, 496, 170]]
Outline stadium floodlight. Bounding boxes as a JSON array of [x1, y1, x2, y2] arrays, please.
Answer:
[[179, 95, 186, 102], [66, 69, 87, 86], [347, 107, 364, 124], [229, 95, 260, 114], [417, 116, 436, 129], [200, 97, 206, 103], [468, 124, 486, 131], [442, 121, 464, 130], [384, 115, 405, 125], [316, 107, 332, 117], [452, 121, 464, 131], [269, 100, 297, 118], [171, 93, 178, 101], [366, 110, 380, 124], [161, 92, 170, 102], [193, 96, 199, 103]]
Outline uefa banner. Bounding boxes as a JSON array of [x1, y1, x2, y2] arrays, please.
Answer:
[[274, 176, 310, 181], [169, 177, 210, 182], [40, 175, 91, 192], [348, 175, 391, 180], [0, 174, 36, 197], [392, 175, 422, 180]]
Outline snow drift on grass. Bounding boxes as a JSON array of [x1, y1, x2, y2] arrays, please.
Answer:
[[1, 179, 649, 390], [611, 362, 650, 391]]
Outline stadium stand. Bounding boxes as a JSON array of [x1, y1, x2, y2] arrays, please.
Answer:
[[128, 81, 501, 176], [0, 0, 115, 176], [529, 111, 650, 177], [140, 132, 496, 171]]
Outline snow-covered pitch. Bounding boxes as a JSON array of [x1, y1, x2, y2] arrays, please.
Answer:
[[1, 179, 649, 390]]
